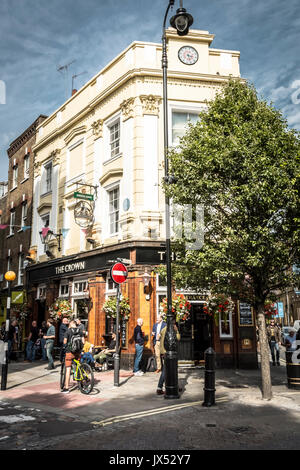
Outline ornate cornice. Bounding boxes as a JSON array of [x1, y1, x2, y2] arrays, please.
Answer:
[[50, 148, 61, 166], [91, 119, 103, 138], [120, 97, 135, 121], [139, 94, 162, 116]]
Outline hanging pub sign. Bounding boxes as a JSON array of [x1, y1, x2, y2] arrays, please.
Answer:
[[238, 301, 254, 326], [74, 200, 94, 228]]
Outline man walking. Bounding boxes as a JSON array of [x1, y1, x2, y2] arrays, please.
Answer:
[[133, 318, 145, 376], [266, 319, 281, 366], [152, 314, 166, 373], [25, 320, 39, 362], [43, 318, 56, 370]]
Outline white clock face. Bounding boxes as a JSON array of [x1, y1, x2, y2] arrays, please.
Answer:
[[178, 46, 198, 65]]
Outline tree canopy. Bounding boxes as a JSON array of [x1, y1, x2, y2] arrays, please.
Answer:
[[166, 79, 300, 310]]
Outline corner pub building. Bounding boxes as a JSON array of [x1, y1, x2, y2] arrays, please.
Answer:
[[26, 29, 258, 370]]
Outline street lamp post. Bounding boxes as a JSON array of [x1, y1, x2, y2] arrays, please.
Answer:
[[162, 0, 193, 399], [1, 270, 16, 391]]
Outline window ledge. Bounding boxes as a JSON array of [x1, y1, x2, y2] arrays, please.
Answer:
[[103, 153, 122, 166], [10, 186, 17, 192], [40, 191, 52, 198], [20, 177, 29, 184], [6, 234, 14, 239]]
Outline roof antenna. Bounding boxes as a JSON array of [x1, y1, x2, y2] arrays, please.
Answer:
[[57, 60, 76, 99], [71, 71, 87, 96]]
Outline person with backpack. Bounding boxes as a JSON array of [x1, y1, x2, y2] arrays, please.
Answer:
[[61, 320, 85, 394], [43, 318, 56, 370]]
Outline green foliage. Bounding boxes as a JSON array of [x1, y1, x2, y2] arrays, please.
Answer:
[[166, 79, 300, 309]]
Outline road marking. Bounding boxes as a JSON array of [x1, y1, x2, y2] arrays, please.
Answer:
[[92, 397, 228, 427], [0, 414, 36, 424]]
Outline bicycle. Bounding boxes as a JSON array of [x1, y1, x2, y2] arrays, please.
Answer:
[[60, 357, 94, 394]]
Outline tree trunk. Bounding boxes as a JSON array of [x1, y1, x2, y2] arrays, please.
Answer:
[[257, 306, 272, 400]]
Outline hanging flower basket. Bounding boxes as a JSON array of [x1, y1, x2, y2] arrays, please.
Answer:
[[160, 293, 191, 323], [49, 298, 73, 322], [203, 293, 235, 325], [103, 296, 131, 321], [12, 302, 30, 321], [264, 302, 278, 317]]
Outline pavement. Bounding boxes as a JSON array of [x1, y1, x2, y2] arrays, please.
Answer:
[[0, 351, 300, 451]]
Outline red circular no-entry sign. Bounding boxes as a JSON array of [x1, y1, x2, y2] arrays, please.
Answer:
[[111, 262, 128, 284]]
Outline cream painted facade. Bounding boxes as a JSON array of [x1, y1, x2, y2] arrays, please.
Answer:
[[30, 28, 241, 261]]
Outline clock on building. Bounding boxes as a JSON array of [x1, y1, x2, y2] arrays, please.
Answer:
[[178, 46, 198, 65]]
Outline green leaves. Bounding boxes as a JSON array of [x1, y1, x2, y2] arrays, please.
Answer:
[[166, 79, 300, 308]]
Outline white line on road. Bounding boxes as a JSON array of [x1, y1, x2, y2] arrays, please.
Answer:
[[91, 397, 228, 427]]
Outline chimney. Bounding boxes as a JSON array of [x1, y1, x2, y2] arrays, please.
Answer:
[[72, 89, 77, 96]]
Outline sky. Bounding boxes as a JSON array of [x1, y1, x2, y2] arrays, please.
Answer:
[[0, 0, 299, 177]]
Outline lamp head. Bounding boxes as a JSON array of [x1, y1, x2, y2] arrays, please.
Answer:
[[5, 271, 16, 282], [170, 7, 193, 36]]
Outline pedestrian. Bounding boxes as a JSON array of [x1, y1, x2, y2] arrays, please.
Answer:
[[266, 319, 281, 366], [43, 318, 56, 370], [59, 317, 69, 363], [285, 329, 297, 351], [152, 314, 167, 373], [7, 319, 18, 360], [156, 320, 181, 395], [133, 318, 145, 376], [61, 319, 85, 394], [93, 333, 116, 369], [25, 320, 39, 362], [39, 321, 48, 361], [75, 318, 85, 335]]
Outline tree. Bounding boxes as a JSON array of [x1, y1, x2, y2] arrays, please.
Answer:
[[165, 79, 300, 400]]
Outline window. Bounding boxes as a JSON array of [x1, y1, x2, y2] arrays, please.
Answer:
[[45, 162, 52, 193], [24, 154, 30, 178], [219, 312, 233, 338], [9, 211, 15, 236], [73, 280, 88, 295], [172, 112, 199, 146], [21, 201, 28, 226], [60, 282, 69, 297], [109, 120, 120, 158], [18, 253, 25, 285], [12, 165, 18, 188], [37, 285, 46, 299], [108, 186, 119, 235]]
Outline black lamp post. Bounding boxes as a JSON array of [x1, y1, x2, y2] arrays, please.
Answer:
[[162, 0, 193, 399], [1, 270, 16, 391]]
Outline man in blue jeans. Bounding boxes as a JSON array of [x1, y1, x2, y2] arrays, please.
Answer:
[[133, 318, 144, 376]]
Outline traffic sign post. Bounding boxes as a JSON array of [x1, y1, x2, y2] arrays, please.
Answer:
[[110, 261, 128, 387]]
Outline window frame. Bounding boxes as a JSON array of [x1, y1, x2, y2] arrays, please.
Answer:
[[9, 211, 15, 236], [219, 311, 233, 338], [24, 154, 30, 178], [12, 164, 18, 188], [107, 183, 120, 236]]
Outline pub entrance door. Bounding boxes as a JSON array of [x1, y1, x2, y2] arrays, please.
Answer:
[[178, 303, 213, 363]]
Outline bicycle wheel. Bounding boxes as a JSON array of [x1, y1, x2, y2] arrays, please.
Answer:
[[78, 362, 94, 394], [60, 363, 66, 390]]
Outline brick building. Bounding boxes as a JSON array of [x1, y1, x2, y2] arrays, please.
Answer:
[[0, 115, 47, 334]]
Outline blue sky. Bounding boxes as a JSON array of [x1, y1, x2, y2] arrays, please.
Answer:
[[0, 0, 299, 177]]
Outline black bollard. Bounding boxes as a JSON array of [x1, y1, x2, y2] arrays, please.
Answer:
[[202, 347, 216, 407]]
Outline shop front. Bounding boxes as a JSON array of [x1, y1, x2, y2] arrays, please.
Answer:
[[26, 243, 258, 370]]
